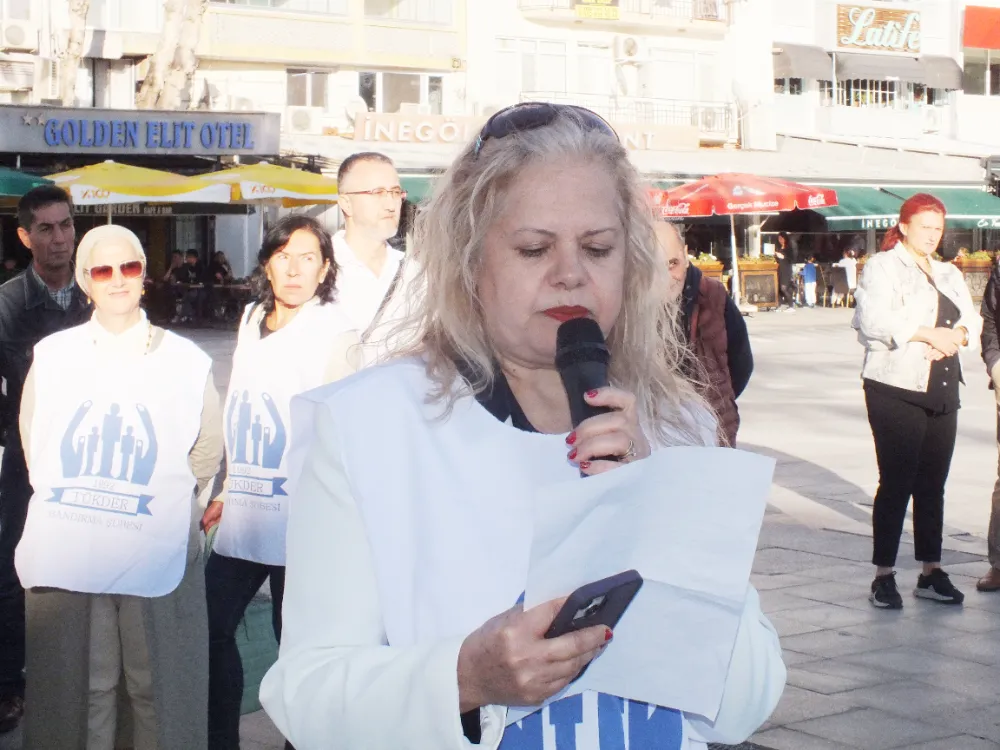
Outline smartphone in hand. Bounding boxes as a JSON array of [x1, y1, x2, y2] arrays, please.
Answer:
[[544, 570, 643, 681]]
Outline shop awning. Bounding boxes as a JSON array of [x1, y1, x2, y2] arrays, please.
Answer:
[[919, 56, 963, 89], [811, 186, 904, 230], [773, 43, 834, 80], [400, 174, 437, 205], [883, 187, 1000, 229], [835, 52, 924, 84], [964, 6, 1000, 50]]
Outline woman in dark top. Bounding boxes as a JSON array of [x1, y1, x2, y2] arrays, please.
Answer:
[[853, 193, 981, 609]]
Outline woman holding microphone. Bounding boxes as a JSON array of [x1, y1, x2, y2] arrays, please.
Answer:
[[202, 215, 358, 750], [261, 103, 784, 749], [15, 225, 222, 749]]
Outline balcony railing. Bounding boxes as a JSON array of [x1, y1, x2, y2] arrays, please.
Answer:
[[520, 92, 734, 139], [518, 0, 728, 23]]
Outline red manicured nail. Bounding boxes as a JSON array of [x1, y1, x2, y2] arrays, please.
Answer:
[[580, 461, 591, 471], [568, 449, 577, 460], [604, 628, 613, 642], [565, 432, 576, 445], [586, 390, 599, 398]]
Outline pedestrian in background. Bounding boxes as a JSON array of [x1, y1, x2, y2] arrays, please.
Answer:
[[15, 225, 222, 749], [658, 221, 753, 446], [853, 193, 981, 609], [802, 256, 818, 308], [975, 254, 1000, 592], [0, 185, 90, 736]]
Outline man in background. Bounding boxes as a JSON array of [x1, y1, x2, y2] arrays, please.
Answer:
[[0, 186, 90, 733], [658, 221, 753, 446], [977, 261, 1000, 592]]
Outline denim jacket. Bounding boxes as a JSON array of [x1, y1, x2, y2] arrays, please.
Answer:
[[852, 243, 982, 392]]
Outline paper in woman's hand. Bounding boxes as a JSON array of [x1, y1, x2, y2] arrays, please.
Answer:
[[508, 447, 774, 725]]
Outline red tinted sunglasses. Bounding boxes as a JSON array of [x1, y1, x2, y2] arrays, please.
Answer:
[[86, 260, 145, 283]]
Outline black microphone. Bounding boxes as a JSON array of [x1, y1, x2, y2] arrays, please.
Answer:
[[556, 317, 612, 429]]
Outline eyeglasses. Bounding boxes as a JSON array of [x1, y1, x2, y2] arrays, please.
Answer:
[[473, 102, 618, 159], [86, 260, 145, 283], [341, 187, 408, 201]]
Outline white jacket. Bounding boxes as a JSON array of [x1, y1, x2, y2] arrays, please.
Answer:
[[852, 243, 982, 392], [259, 360, 785, 750]]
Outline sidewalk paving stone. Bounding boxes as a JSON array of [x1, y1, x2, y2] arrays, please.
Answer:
[[783, 707, 956, 750]]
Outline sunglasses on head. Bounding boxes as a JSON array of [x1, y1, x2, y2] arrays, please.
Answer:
[[473, 102, 618, 159], [86, 260, 145, 283]]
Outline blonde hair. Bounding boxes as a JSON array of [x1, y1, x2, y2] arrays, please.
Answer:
[[74, 224, 146, 292], [389, 108, 711, 445]]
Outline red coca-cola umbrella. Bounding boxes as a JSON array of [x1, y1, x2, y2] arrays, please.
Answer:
[[650, 174, 839, 302]]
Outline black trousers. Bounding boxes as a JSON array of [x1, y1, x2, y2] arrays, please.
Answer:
[[866, 389, 958, 568], [0, 443, 30, 698], [205, 551, 291, 750]]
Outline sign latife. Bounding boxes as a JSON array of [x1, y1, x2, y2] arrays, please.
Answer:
[[836, 5, 921, 53], [352, 112, 699, 152]]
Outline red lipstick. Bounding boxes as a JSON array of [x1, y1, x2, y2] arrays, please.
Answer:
[[543, 306, 589, 322]]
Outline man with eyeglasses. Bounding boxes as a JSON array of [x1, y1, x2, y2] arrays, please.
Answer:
[[0, 185, 90, 734], [334, 152, 409, 338]]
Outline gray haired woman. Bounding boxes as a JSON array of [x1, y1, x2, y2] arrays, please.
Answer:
[[260, 103, 785, 750], [15, 225, 222, 749]]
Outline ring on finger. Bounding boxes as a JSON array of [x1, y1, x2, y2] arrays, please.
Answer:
[[620, 439, 637, 463]]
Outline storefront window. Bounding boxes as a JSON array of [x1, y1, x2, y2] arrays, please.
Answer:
[[774, 78, 803, 95], [358, 72, 447, 114], [833, 79, 898, 108], [961, 48, 1000, 96]]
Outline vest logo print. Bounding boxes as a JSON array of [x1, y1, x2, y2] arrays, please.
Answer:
[[225, 390, 288, 502], [500, 694, 683, 749], [48, 400, 158, 519]]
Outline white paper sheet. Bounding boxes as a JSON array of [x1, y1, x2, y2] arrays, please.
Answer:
[[506, 446, 774, 726]]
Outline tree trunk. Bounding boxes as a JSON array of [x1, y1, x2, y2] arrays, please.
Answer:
[[136, 0, 185, 109], [158, 0, 210, 111], [59, 0, 91, 106]]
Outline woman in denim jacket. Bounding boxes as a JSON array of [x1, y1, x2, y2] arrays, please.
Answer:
[[853, 193, 981, 609]]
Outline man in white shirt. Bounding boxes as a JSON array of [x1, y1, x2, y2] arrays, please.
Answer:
[[334, 152, 407, 337]]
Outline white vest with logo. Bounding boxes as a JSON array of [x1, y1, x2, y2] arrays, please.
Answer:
[[213, 300, 355, 565], [15, 324, 210, 597]]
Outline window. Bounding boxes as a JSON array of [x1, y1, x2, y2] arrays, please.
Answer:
[[496, 37, 567, 95], [357, 72, 445, 114], [364, 0, 452, 25], [578, 44, 611, 96], [963, 48, 1000, 96], [774, 77, 803, 95], [834, 78, 898, 108], [286, 69, 329, 109], [211, 0, 350, 13], [819, 79, 834, 105]]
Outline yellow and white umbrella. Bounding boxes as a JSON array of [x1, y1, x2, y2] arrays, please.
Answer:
[[49, 160, 232, 207], [200, 162, 338, 206]]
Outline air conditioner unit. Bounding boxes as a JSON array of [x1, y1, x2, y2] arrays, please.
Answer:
[[285, 106, 323, 135], [1, 22, 38, 53], [0, 56, 33, 91], [613, 35, 647, 63]]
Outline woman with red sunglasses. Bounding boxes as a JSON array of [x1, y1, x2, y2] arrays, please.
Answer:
[[14, 224, 224, 749]]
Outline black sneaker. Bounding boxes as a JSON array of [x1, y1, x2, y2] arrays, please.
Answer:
[[915, 569, 964, 604], [870, 572, 903, 609]]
